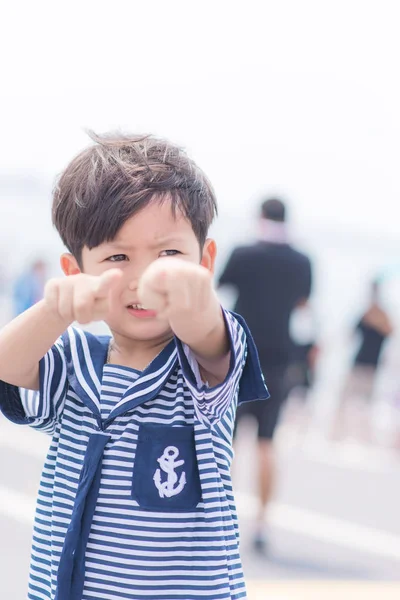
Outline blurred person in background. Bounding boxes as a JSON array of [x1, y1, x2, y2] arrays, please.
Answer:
[[282, 303, 320, 438], [218, 197, 312, 554], [330, 278, 393, 444], [12, 259, 47, 316]]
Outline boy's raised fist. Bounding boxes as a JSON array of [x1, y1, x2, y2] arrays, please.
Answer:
[[44, 269, 122, 325]]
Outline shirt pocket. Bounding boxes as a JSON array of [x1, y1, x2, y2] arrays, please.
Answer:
[[132, 423, 202, 512]]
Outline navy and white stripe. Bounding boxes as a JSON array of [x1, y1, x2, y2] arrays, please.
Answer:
[[178, 312, 247, 425], [18, 338, 67, 435], [0, 309, 269, 600]]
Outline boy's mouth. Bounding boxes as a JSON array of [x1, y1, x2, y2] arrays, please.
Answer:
[[127, 303, 146, 310], [126, 303, 158, 318]]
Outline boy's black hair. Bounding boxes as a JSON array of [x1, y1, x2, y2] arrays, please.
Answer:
[[52, 132, 218, 265]]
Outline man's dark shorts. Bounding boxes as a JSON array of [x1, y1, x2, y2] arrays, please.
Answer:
[[235, 364, 286, 440]]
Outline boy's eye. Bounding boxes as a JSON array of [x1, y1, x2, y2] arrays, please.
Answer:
[[159, 249, 181, 257], [107, 254, 128, 262]]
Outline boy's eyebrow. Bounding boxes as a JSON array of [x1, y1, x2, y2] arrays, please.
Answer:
[[149, 236, 188, 248], [107, 236, 188, 250]]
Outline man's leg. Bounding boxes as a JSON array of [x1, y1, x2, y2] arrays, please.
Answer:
[[253, 367, 286, 553], [257, 438, 275, 523]]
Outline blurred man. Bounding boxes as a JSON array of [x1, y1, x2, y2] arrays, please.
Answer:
[[218, 197, 312, 554], [331, 279, 393, 444], [12, 259, 47, 316], [283, 303, 320, 437]]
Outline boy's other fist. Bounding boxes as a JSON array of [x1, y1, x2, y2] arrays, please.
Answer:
[[137, 258, 214, 317], [138, 258, 222, 347], [44, 269, 122, 325]]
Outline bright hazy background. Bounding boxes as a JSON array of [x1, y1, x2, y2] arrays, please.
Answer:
[[2, 0, 400, 382]]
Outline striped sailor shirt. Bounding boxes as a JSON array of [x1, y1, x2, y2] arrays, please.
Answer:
[[0, 310, 269, 600]]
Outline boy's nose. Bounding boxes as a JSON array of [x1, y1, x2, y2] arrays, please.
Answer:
[[128, 278, 138, 291], [126, 260, 156, 291]]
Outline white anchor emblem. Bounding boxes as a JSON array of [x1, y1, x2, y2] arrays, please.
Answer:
[[153, 446, 187, 498]]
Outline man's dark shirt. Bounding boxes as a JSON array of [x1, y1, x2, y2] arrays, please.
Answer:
[[354, 319, 388, 367], [219, 242, 312, 367]]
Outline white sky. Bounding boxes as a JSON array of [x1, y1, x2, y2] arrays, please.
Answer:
[[1, 0, 400, 239]]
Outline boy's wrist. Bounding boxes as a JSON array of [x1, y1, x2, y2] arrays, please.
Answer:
[[40, 298, 73, 331], [174, 297, 229, 360], [183, 304, 231, 387]]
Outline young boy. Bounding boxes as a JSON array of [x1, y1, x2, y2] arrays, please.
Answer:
[[0, 133, 269, 600]]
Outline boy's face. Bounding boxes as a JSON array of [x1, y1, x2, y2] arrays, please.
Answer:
[[61, 199, 217, 345]]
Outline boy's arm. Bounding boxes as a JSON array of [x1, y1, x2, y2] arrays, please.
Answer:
[[0, 300, 69, 389], [139, 258, 269, 424], [138, 259, 231, 386], [169, 291, 230, 387], [174, 293, 230, 387], [0, 269, 122, 390]]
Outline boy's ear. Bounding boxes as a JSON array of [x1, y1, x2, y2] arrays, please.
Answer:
[[200, 239, 217, 273], [60, 253, 81, 276]]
